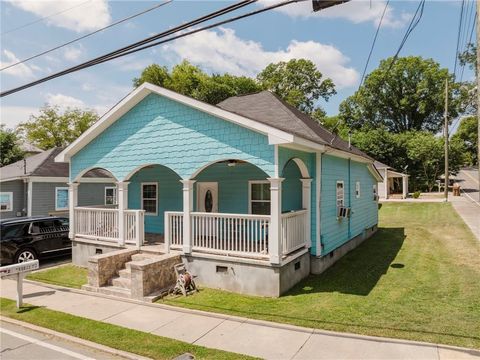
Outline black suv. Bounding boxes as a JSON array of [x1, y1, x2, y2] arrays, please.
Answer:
[[0, 216, 71, 265]]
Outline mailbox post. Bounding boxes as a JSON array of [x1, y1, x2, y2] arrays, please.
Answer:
[[0, 260, 39, 308]]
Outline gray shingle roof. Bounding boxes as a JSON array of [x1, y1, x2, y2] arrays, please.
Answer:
[[217, 91, 371, 159], [0, 147, 113, 181], [373, 160, 391, 170]]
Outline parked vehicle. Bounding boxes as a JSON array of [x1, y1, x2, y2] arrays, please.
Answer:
[[0, 216, 71, 265]]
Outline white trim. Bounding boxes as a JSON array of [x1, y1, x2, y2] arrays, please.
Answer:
[[27, 181, 33, 217], [248, 180, 271, 215], [196, 182, 218, 212], [355, 181, 361, 199], [0, 176, 115, 184], [141, 182, 158, 216], [28, 177, 69, 183], [55, 83, 295, 163], [104, 186, 117, 205], [315, 152, 322, 256], [274, 144, 279, 178], [0, 192, 13, 212], [55, 187, 69, 211], [336, 180, 345, 207]]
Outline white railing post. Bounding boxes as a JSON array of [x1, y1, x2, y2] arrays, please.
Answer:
[[164, 212, 171, 253], [68, 182, 79, 240], [268, 177, 284, 264], [300, 178, 312, 248], [181, 179, 195, 254], [117, 181, 129, 246], [135, 210, 145, 248]]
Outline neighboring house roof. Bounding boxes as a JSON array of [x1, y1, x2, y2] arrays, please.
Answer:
[[217, 91, 370, 159], [373, 160, 391, 170], [0, 147, 113, 182], [18, 142, 43, 155]]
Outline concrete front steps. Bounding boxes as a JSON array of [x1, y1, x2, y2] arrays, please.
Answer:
[[83, 249, 182, 302]]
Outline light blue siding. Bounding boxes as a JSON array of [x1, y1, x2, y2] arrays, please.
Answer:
[[128, 165, 182, 234], [71, 93, 274, 181], [194, 162, 268, 214], [320, 154, 378, 255], [278, 147, 317, 254], [281, 160, 302, 212]]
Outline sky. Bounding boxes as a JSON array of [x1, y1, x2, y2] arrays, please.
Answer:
[[0, 0, 474, 131]]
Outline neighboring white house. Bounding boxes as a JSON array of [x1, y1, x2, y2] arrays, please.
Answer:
[[374, 161, 409, 199]]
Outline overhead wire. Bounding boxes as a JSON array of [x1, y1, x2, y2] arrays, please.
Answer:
[[1, 0, 92, 36], [1, 0, 312, 97], [1, 0, 173, 72]]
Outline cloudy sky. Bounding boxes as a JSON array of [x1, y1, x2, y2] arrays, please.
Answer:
[[0, 0, 472, 129]]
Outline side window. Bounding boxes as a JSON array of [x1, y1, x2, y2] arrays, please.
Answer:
[[142, 183, 158, 215], [105, 187, 117, 205], [336, 181, 344, 207], [0, 192, 13, 212], [31, 220, 56, 234], [1, 224, 28, 240], [355, 181, 361, 198], [55, 187, 69, 211]]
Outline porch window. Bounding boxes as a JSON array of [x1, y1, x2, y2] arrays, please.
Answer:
[[0, 192, 13, 212], [336, 181, 344, 207], [142, 182, 158, 215], [105, 186, 117, 205], [55, 187, 69, 211], [355, 181, 361, 198], [249, 181, 270, 215]]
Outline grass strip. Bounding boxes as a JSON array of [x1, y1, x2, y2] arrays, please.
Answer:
[[27, 265, 88, 289]]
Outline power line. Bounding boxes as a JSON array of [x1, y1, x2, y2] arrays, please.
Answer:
[[1, 0, 92, 36], [1, 0, 336, 97], [459, 6, 477, 82], [454, 0, 466, 79], [1, 0, 172, 72], [358, 0, 389, 89]]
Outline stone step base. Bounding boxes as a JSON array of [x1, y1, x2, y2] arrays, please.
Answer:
[[130, 253, 164, 262], [111, 276, 131, 289], [82, 284, 131, 299], [118, 268, 131, 279]]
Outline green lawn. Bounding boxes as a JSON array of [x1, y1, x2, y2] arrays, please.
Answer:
[[27, 265, 88, 289], [163, 203, 480, 349], [26, 203, 480, 349], [0, 298, 254, 360]]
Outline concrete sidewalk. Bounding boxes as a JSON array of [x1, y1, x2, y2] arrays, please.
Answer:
[[451, 195, 480, 241], [1, 279, 479, 360]]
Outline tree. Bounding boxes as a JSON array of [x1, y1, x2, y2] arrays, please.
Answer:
[[257, 59, 336, 113], [18, 105, 98, 150], [0, 126, 24, 166], [133, 64, 170, 88], [339, 56, 457, 133], [452, 116, 478, 165]]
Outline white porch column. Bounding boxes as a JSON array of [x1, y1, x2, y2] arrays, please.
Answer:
[[300, 178, 312, 248], [384, 169, 389, 199], [68, 182, 79, 240], [117, 181, 129, 246], [268, 177, 284, 264], [181, 179, 195, 254], [402, 176, 408, 199]]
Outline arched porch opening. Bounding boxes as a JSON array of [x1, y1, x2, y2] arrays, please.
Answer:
[[75, 168, 117, 208], [281, 158, 309, 213]]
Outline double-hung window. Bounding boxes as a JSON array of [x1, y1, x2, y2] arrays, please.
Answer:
[[105, 187, 117, 205], [249, 181, 270, 215], [142, 182, 158, 215], [336, 181, 344, 207], [55, 187, 69, 211], [0, 192, 13, 212]]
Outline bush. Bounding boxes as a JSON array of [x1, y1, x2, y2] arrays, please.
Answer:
[[413, 191, 421, 199]]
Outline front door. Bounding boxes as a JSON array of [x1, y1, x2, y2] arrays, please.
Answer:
[[197, 182, 218, 213]]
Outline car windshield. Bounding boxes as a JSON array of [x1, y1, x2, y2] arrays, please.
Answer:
[[1, 223, 28, 240]]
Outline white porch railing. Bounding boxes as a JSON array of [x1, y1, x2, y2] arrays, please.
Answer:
[[191, 212, 270, 257], [165, 211, 184, 249], [281, 209, 308, 255], [74, 207, 145, 247]]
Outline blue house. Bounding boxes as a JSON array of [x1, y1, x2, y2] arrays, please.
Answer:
[[56, 83, 382, 297]]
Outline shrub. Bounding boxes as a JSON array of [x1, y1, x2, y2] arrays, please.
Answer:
[[413, 191, 421, 199]]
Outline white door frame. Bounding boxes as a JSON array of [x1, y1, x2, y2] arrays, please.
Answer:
[[196, 182, 219, 213]]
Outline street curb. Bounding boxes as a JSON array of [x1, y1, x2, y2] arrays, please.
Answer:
[[0, 316, 153, 360], [18, 278, 480, 355]]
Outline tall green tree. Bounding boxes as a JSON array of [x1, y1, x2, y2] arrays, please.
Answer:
[[0, 126, 24, 166], [18, 105, 98, 150], [257, 59, 335, 113], [452, 116, 478, 165], [339, 56, 457, 133]]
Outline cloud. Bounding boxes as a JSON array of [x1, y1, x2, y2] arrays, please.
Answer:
[[63, 45, 83, 62], [162, 27, 358, 88], [7, 0, 111, 32], [0, 49, 38, 79], [45, 93, 86, 109], [258, 0, 411, 28], [0, 105, 39, 129]]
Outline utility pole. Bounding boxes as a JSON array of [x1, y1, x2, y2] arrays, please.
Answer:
[[444, 78, 449, 202], [477, 0, 480, 202]]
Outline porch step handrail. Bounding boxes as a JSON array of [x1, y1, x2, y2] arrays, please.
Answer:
[[281, 209, 308, 255], [74, 206, 145, 248]]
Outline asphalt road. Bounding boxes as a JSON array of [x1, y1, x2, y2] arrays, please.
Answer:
[[456, 167, 480, 201], [0, 321, 127, 360]]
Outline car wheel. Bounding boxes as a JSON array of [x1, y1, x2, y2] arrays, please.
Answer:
[[15, 249, 37, 263]]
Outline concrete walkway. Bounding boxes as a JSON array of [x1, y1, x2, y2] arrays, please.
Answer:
[[451, 168, 480, 241], [1, 279, 479, 360]]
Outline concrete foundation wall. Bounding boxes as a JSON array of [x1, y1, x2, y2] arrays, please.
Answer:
[[311, 225, 377, 275], [72, 239, 125, 267], [87, 248, 138, 287], [279, 252, 311, 294]]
